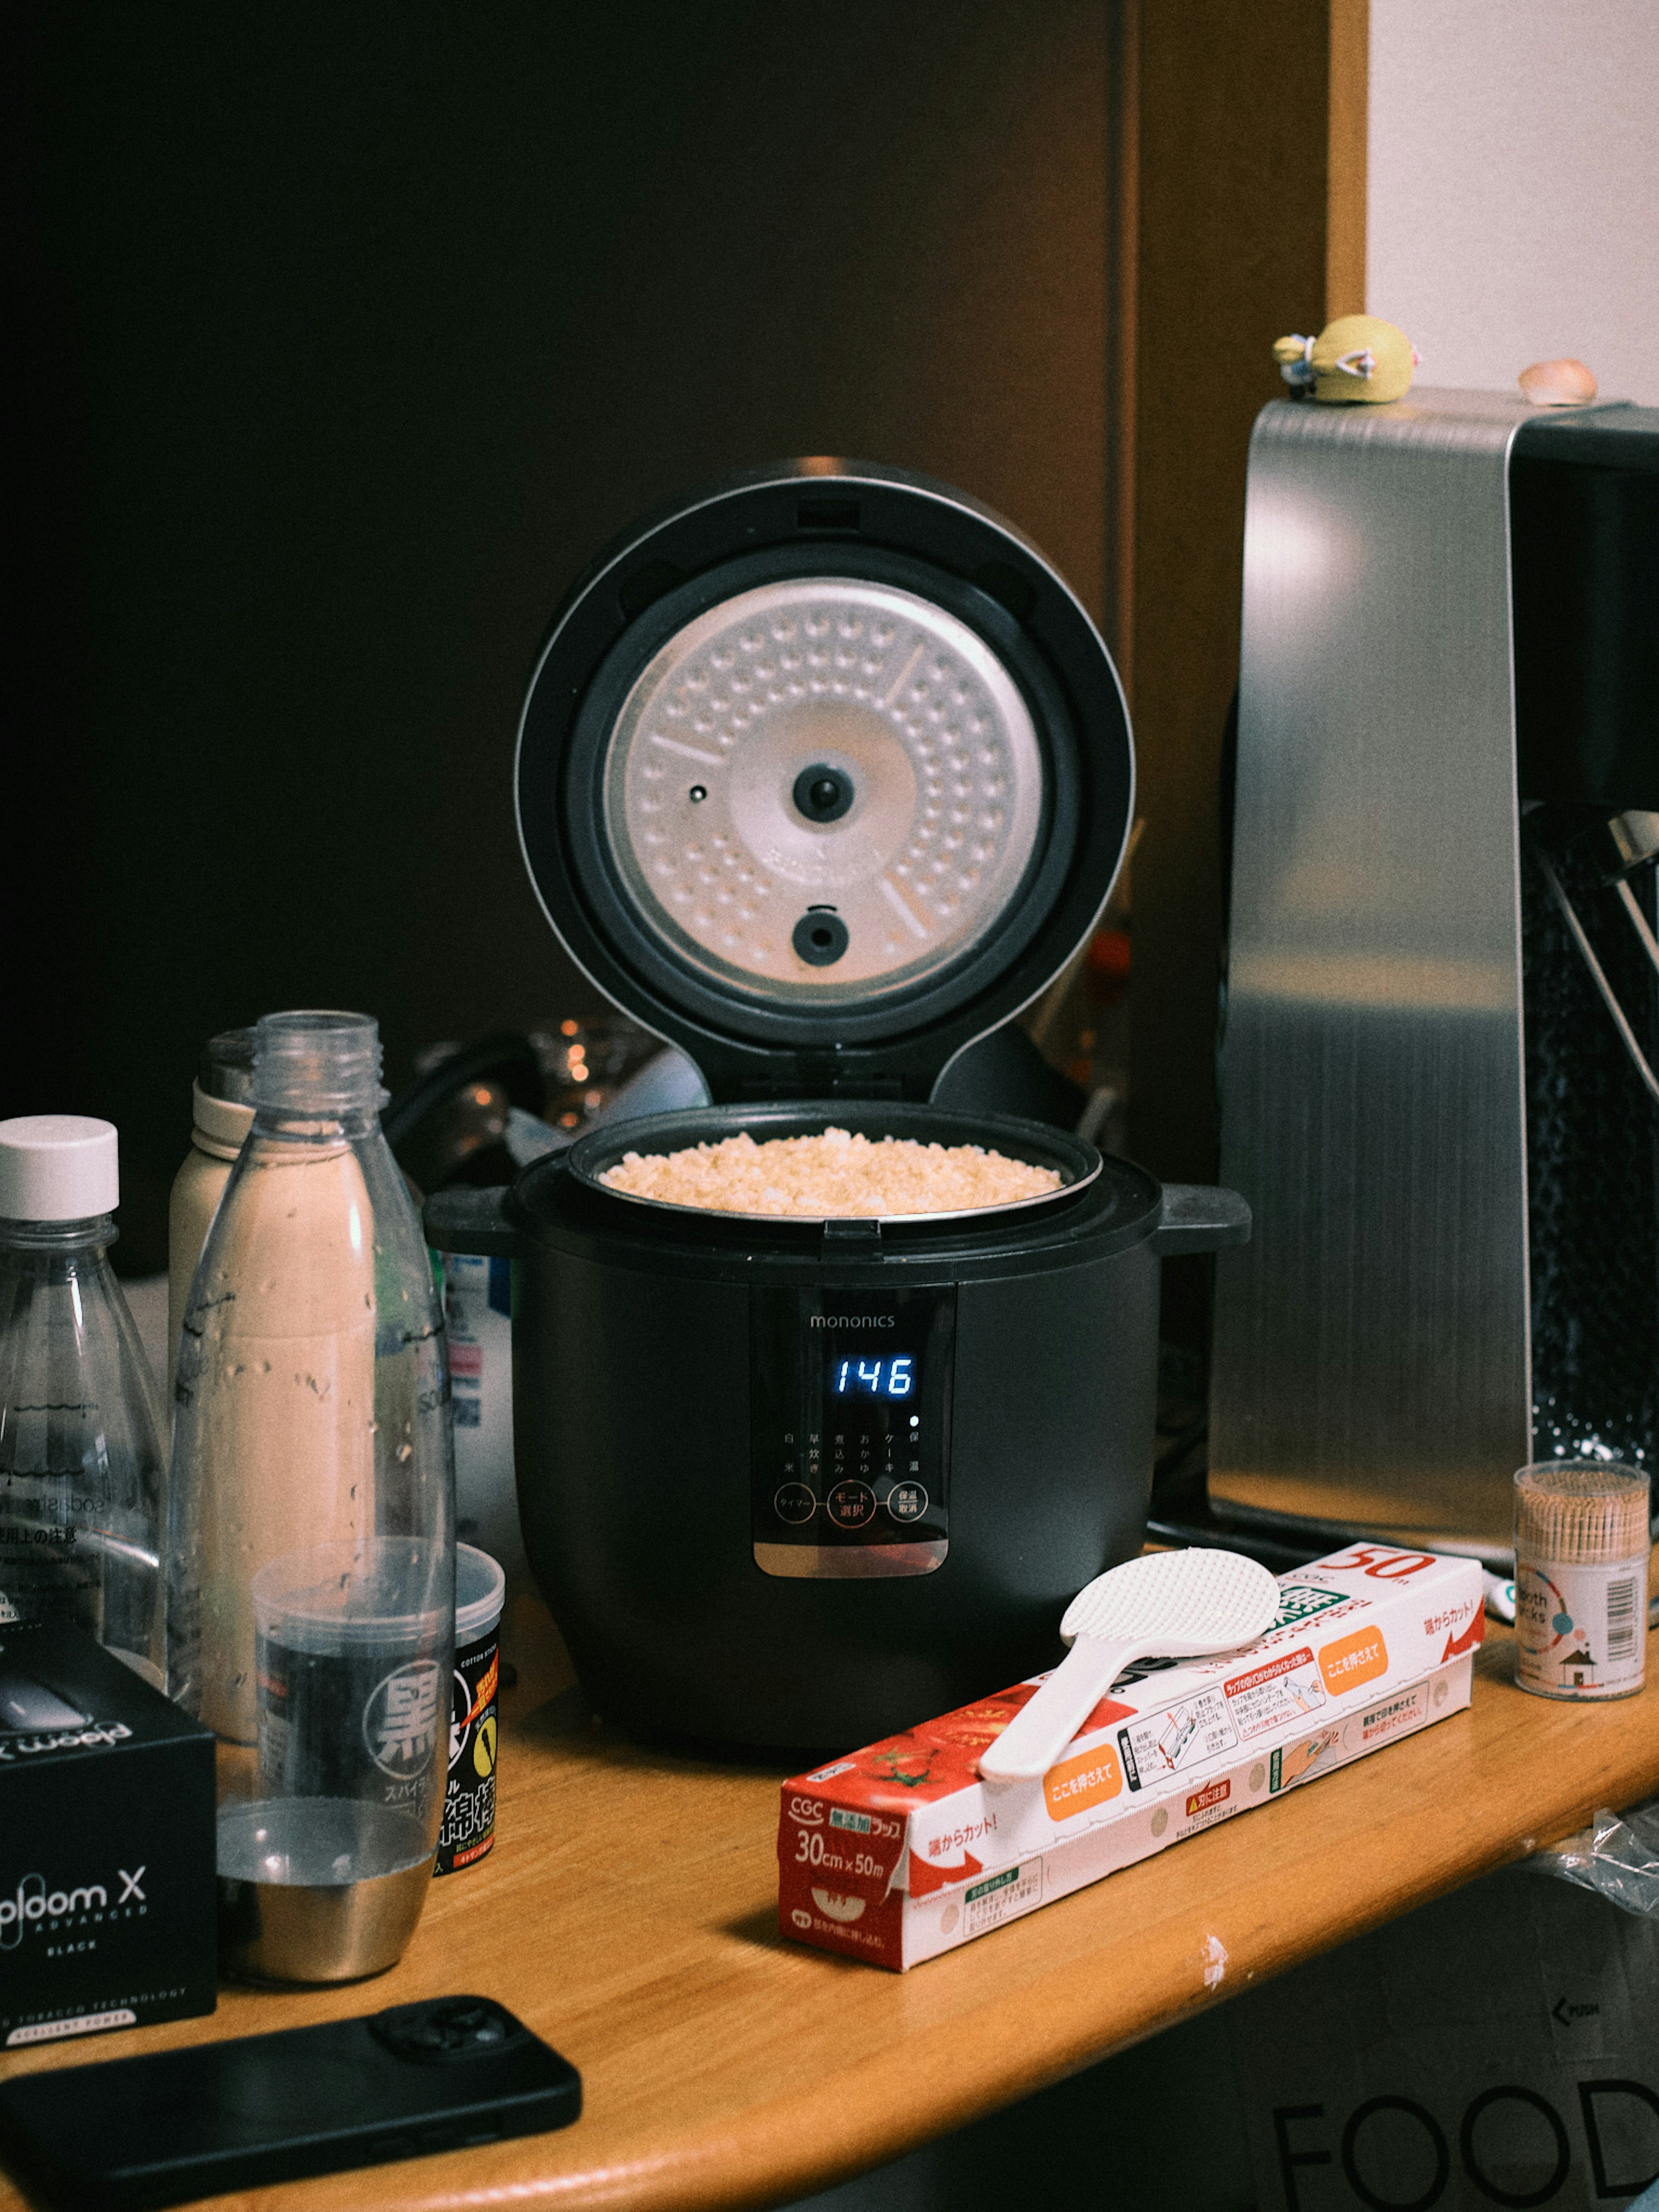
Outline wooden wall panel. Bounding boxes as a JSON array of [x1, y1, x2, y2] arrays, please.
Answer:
[[1327, 0, 1371, 318], [1122, 0, 1363, 1341]]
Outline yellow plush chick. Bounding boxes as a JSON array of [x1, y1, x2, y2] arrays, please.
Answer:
[[1272, 315, 1419, 404]]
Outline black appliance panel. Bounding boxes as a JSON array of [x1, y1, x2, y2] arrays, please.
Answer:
[[1511, 407, 1659, 811], [507, 1226, 1163, 1751], [1522, 840, 1659, 1468], [750, 1285, 954, 1570]]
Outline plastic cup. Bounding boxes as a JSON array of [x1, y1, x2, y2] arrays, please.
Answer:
[[436, 1545, 506, 1875], [217, 1539, 451, 1982]]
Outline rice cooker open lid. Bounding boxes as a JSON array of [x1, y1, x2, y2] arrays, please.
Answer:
[[515, 459, 1134, 1103]]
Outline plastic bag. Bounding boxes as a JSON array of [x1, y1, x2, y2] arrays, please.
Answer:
[[1534, 1799, 1659, 1918]]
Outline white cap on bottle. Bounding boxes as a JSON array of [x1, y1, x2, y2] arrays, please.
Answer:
[[0, 1115, 120, 1220]]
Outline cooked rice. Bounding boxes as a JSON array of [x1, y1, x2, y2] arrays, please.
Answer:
[[599, 1126, 1063, 1217]]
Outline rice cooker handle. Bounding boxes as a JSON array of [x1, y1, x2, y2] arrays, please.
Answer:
[[1148, 1185, 1251, 1256], [422, 1185, 518, 1259]]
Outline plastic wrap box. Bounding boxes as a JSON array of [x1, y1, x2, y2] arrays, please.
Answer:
[[779, 1544, 1484, 1970], [0, 1621, 216, 2048]]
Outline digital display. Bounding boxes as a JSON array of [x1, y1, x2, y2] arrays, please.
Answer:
[[750, 1284, 954, 1574], [831, 1354, 915, 1399]]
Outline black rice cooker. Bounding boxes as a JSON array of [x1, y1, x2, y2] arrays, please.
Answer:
[[427, 460, 1248, 1752]]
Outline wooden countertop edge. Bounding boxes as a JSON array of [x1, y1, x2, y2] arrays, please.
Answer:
[[267, 1666, 1659, 2212], [636, 1748, 1643, 2212], [10, 1644, 1657, 2212]]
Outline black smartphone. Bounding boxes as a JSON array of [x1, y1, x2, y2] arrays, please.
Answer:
[[0, 1994, 580, 2212]]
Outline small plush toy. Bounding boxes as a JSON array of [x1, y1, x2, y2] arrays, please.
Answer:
[[1272, 315, 1420, 404]]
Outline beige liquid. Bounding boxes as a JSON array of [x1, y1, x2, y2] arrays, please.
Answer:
[[185, 1136, 377, 1748], [168, 1083, 255, 1397]]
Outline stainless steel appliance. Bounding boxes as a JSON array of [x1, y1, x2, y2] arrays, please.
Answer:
[[1210, 393, 1659, 1560], [429, 459, 1250, 1749]]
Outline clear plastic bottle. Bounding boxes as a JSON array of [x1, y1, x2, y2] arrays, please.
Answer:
[[0, 1116, 167, 1684], [166, 1011, 454, 1983]]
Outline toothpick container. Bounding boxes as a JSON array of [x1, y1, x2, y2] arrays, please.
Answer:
[[1513, 1461, 1650, 1700]]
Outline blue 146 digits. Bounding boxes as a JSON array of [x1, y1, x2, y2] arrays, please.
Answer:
[[833, 1354, 914, 1399]]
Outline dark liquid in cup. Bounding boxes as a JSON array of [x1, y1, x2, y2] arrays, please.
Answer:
[[257, 1630, 445, 1827]]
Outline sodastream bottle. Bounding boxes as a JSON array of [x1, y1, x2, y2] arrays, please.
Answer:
[[0, 1116, 167, 1683], [166, 1011, 454, 1983]]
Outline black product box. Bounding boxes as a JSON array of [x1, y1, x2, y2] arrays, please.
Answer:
[[0, 1622, 216, 2050]]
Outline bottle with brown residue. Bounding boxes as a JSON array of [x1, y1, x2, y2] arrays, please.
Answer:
[[165, 1010, 454, 1983], [166, 1027, 256, 1400]]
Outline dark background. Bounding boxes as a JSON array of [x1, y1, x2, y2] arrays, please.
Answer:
[[8, 1, 1118, 1275]]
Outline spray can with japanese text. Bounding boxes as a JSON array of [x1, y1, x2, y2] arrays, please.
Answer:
[[436, 1545, 505, 1873]]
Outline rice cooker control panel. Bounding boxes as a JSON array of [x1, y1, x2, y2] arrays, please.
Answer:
[[750, 1285, 954, 1578]]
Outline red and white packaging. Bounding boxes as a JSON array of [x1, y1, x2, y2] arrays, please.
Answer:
[[779, 1543, 1485, 1971]]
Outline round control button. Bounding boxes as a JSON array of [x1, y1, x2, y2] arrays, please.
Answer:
[[825, 1480, 877, 1531], [773, 1481, 817, 1526], [887, 1481, 929, 1523]]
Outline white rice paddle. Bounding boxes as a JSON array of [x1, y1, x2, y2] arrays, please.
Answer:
[[978, 1548, 1281, 1785]]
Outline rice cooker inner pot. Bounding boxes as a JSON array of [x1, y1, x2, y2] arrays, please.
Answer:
[[559, 1101, 1106, 1235]]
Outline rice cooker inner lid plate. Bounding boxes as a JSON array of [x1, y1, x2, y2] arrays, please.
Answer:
[[606, 577, 1044, 1008], [516, 461, 1135, 1100]]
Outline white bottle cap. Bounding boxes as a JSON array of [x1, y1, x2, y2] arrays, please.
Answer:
[[0, 1115, 120, 1220]]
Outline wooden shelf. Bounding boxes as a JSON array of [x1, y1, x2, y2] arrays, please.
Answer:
[[4, 1605, 1656, 2212]]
